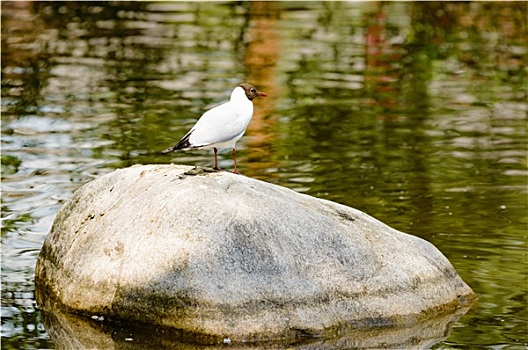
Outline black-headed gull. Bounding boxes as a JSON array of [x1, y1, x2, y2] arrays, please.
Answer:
[[162, 83, 267, 173]]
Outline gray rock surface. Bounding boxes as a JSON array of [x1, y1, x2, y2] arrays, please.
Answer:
[[35, 164, 475, 342]]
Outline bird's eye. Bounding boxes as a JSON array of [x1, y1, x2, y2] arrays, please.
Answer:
[[250, 88, 256, 93]]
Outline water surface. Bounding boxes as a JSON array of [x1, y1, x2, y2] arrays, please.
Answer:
[[1, 2, 527, 349]]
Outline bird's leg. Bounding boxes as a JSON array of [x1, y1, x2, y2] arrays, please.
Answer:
[[232, 148, 238, 174], [213, 148, 220, 171]]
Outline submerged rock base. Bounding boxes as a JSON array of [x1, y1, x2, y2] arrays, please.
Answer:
[[35, 164, 475, 342]]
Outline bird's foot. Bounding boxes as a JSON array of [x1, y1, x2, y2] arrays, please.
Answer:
[[184, 166, 217, 175]]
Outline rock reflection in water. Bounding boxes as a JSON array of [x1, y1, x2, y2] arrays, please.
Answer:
[[41, 306, 471, 350]]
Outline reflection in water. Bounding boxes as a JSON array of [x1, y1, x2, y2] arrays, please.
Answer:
[[40, 306, 471, 350], [1, 1, 526, 349], [244, 1, 281, 180]]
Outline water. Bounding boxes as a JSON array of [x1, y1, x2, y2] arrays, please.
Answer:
[[1, 1, 527, 348]]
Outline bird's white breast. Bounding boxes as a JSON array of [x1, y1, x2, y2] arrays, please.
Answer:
[[188, 87, 254, 149]]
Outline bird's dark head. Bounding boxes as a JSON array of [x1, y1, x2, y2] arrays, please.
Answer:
[[239, 83, 267, 101]]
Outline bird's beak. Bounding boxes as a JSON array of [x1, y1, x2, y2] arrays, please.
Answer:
[[257, 91, 268, 97]]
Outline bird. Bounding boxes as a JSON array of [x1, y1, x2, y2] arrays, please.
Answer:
[[162, 83, 267, 173]]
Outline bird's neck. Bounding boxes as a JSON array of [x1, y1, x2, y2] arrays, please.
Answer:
[[230, 87, 252, 104]]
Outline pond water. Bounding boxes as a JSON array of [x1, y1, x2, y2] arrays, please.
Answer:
[[1, 1, 527, 349]]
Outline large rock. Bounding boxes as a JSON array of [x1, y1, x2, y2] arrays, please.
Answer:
[[35, 164, 475, 342]]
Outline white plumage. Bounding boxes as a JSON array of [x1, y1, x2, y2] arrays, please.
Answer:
[[162, 83, 267, 173]]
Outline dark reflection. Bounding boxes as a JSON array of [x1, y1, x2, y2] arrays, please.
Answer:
[[1, 2, 50, 116], [40, 305, 471, 350]]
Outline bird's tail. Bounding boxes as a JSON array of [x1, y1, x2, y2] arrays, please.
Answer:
[[161, 130, 193, 154], [161, 145, 177, 154]]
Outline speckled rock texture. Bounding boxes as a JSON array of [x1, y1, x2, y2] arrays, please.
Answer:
[[35, 164, 475, 342]]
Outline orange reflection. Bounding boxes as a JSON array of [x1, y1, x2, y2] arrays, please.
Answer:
[[364, 3, 403, 114], [243, 1, 280, 177]]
